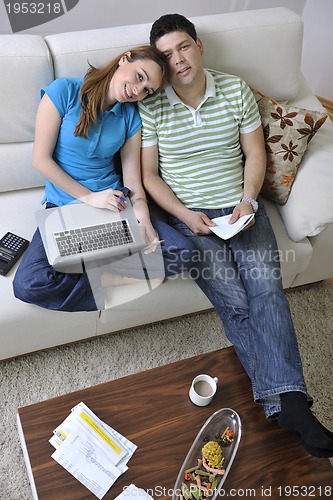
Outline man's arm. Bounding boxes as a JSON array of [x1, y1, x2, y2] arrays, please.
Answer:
[[141, 144, 184, 217], [229, 126, 266, 223], [241, 125, 266, 199], [141, 145, 215, 234]]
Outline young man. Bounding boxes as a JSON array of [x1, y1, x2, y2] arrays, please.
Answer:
[[138, 13, 333, 457]]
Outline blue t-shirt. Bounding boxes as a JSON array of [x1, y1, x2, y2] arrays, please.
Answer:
[[41, 77, 141, 206]]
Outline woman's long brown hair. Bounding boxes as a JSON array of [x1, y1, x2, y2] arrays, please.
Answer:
[[74, 45, 167, 138]]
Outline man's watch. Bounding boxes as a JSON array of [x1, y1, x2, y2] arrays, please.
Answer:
[[241, 196, 258, 213]]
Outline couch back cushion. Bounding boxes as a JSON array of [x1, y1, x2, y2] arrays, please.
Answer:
[[45, 7, 303, 101], [0, 35, 53, 192], [1, 7, 303, 194]]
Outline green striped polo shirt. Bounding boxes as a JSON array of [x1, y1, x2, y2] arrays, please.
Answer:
[[138, 69, 261, 209]]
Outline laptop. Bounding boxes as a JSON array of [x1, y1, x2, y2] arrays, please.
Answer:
[[36, 201, 149, 273]]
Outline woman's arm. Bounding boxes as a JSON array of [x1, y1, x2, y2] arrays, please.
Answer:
[[33, 94, 126, 211], [121, 130, 157, 242]]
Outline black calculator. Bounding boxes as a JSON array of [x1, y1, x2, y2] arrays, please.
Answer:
[[0, 232, 29, 276]]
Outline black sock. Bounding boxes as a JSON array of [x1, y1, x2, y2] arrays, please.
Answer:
[[278, 392, 333, 457]]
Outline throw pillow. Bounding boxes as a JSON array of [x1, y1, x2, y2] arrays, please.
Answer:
[[251, 87, 328, 205]]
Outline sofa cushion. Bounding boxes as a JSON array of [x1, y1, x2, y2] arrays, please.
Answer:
[[0, 35, 52, 193], [276, 79, 333, 242], [0, 143, 45, 193], [252, 88, 328, 205], [195, 7, 303, 101], [45, 8, 303, 101], [0, 35, 53, 144]]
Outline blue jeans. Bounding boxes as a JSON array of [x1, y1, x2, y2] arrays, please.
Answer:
[[13, 213, 196, 312], [168, 201, 310, 417]]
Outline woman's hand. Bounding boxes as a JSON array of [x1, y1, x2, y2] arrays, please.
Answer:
[[137, 223, 161, 254], [82, 189, 127, 211]]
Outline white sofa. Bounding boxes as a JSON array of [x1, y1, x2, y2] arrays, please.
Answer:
[[1, 7, 333, 361]]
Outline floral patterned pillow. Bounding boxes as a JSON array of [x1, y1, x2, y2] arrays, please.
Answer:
[[252, 87, 328, 205]]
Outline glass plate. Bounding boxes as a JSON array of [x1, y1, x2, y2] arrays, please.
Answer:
[[172, 408, 241, 499]]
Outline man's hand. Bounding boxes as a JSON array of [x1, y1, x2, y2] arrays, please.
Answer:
[[183, 210, 216, 235], [229, 201, 256, 230]]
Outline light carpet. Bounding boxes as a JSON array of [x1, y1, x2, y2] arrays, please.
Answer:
[[1, 284, 333, 499]]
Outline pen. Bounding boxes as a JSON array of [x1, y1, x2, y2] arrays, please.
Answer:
[[119, 186, 130, 203]]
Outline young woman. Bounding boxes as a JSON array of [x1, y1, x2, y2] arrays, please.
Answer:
[[13, 45, 195, 311]]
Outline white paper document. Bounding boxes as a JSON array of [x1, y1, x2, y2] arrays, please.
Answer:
[[52, 431, 122, 498], [209, 213, 254, 240], [50, 402, 137, 499]]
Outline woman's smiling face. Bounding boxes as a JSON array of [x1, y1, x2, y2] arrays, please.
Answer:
[[107, 53, 163, 106]]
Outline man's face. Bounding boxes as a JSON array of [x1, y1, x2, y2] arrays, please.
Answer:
[[155, 31, 204, 90]]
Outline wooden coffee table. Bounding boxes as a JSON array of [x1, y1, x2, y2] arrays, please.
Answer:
[[17, 347, 333, 499]]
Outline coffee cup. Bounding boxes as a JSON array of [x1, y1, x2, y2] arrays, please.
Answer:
[[189, 374, 219, 406]]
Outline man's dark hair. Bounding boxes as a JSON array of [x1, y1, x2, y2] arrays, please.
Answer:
[[150, 13, 197, 46]]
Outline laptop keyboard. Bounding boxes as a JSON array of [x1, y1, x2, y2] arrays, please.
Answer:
[[53, 220, 134, 257]]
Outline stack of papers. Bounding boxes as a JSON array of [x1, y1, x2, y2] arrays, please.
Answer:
[[49, 402, 137, 499]]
